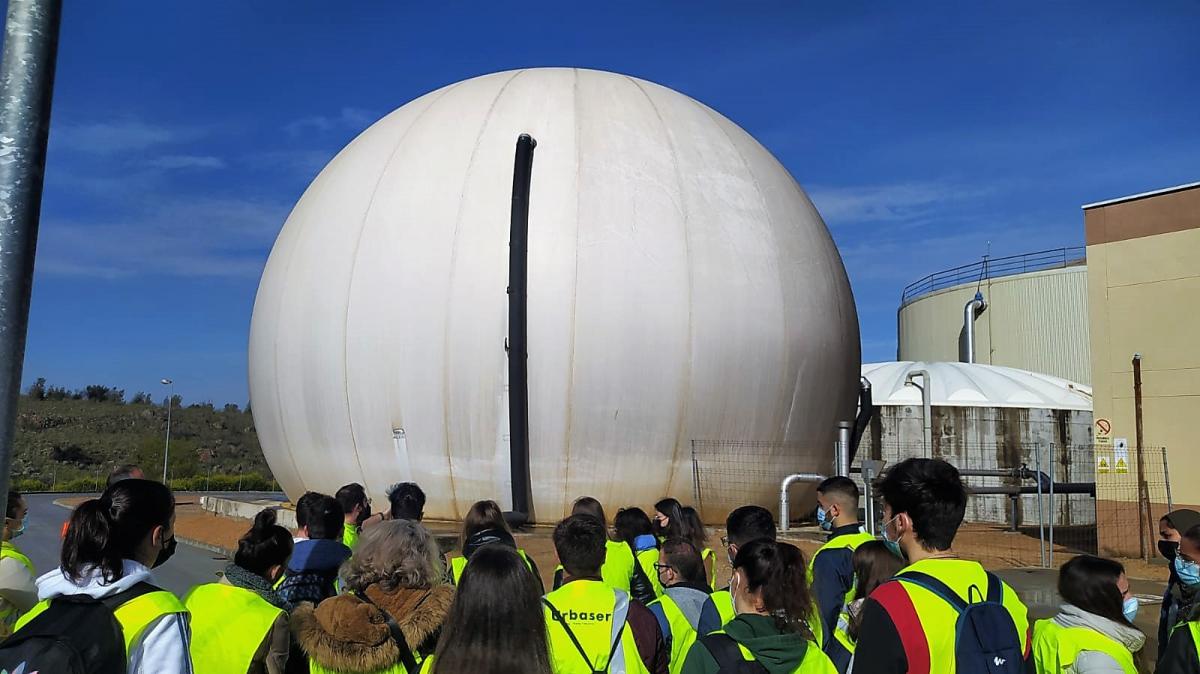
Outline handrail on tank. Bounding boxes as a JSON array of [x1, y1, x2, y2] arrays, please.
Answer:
[[779, 473, 827, 533], [900, 246, 1085, 306]]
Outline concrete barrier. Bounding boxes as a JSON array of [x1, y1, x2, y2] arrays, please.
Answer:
[[200, 495, 297, 529]]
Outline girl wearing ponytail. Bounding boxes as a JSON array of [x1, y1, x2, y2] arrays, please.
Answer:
[[184, 508, 295, 674], [32, 478, 192, 673], [680, 539, 837, 674]]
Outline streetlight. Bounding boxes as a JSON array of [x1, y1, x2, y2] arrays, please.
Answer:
[[161, 378, 173, 483]]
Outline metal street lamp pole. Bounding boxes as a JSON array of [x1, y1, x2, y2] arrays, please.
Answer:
[[161, 378, 173, 483]]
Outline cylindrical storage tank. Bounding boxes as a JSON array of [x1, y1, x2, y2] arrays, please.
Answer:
[[857, 361, 1093, 528], [248, 68, 861, 521], [897, 250, 1091, 385]]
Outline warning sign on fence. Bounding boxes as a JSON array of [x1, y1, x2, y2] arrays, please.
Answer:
[[1116, 457, 1129, 474], [1097, 455, 1111, 474]]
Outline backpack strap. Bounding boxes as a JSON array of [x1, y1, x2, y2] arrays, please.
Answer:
[[100, 582, 160, 611], [700, 632, 767, 673], [543, 597, 602, 673], [895, 571, 968, 612], [983, 572, 1002, 604], [356, 591, 418, 672]]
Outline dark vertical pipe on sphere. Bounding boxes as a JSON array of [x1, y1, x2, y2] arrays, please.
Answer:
[[0, 0, 62, 511], [506, 134, 536, 524]]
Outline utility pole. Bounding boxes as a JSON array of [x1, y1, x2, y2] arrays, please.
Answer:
[[0, 0, 63, 512], [161, 378, 173, 483]]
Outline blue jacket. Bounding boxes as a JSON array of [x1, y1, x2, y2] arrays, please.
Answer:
[[278, 538, 351, 606], [810, 523, 862, 651]]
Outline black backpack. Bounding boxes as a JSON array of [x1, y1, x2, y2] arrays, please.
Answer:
[[896, 571, 1024, 674], [700, 633, 767, 673], [0, 582, 159, 674]]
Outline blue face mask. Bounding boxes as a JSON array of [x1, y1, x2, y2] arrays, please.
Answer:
[[1122, 597, 1139, 623], [881, 515, 904, 559], [816, 506, 833, 532], [8, 513, 25, 540], [1175, 556, 1200, 587]]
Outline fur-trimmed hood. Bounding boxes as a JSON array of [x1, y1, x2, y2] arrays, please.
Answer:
[[292, 583, 455, 673]]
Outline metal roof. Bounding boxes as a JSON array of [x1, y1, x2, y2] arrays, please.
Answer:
[[862, 361, 1093, 411], [1081, 181, 1200, 210]]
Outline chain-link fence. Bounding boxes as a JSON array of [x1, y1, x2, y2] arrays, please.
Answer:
[[690, 436, 1174, 569]]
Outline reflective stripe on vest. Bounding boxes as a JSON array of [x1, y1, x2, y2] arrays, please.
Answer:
[[702, 629, 838, 674], [636, 549, 664, 598], [17, 587, 188, 657], [879, 559, 1030, 674], [1032, 619, 1136, 673], [701, 548, 717, 590], [451, 548, 534, 585], [343, 522, 359, 550], [831, 604, 855, 654], [543, 581, 649, 674], [649, 593, 697, 674], [184, 583, 284, 674], [1, 542, 34, 575]]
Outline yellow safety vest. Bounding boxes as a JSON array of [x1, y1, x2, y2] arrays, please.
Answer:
[[889, 559, 1030, 673], [15, 584, 188, 656], [184, 582, 284, 674], [693, 629, 838, 674], [420, 655, 435, 673], [635, 548, 664, 598], [831, 602, 856, 655], [554, 541, 638, 593], [1032, 619, 1137, 674], [450, 548, 534, 585], [806, 531, 874, 577], [1192, 622, 1200, 665], [707, 588, 822, 645], [701, 548, 717, 591], [648, 593, 697, 674], [0, 542, 35, 632], [343, 522, 360, 550], [543, 580, 650, 674]]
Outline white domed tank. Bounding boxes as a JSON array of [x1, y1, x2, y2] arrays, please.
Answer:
[[249, 68, 860, 521]]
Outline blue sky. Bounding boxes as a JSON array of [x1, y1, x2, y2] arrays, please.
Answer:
[[18, 2, 1200, 405]]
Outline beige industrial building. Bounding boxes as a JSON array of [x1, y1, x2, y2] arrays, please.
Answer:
[[897, 250, 1091, 384], [1085, 182, 1200, 556]]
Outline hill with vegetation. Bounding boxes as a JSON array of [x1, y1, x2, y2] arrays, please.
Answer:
[[12, 378, 275, 492]]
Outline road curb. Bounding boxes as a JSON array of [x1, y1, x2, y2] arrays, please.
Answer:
[[176, 537, 233, 558]]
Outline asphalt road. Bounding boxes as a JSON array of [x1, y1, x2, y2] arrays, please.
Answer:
[[17, 492, 254, 597]]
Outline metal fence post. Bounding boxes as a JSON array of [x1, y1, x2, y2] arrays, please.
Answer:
[[1035, 442, 1046, 568], [1163, 448, 1173, 513], [1048, 443, 1055, 569], [691, 440, 701, 507]]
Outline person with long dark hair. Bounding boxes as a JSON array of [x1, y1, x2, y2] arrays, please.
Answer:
[[20, 478, 191, 673], [679, 507, 716, 591], [0, 490, 36, 638], [1032, 555, 1149, 673], [653, 498, 687, 542], [827, 541, 903, 673], [449, 500, 541, 593], [680, 539, 835, 673], [185, 508, 295, 674], [616, 507, 664, 604], [422, 545, 551, 674], [550, 497, 636, 593]]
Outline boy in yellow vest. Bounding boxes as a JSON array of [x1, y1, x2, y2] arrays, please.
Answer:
[[0, 490, 36, 638], [810, 476, 873, 654]]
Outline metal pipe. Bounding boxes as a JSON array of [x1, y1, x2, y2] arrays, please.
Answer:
[[779, 472, 827, 533], [1035, 443, 1046, 568], [835, 421, 852, 477], [905, 369, 932, 455], [0, 0, 62, 511], [860, 460, 884, 536], [1164, 448, 1174, 513], [848, 377, 873, 464], [506, 133, 536, 525], [1009, 494, 1020, 532], [962, 291, 986, 364], [1133, 353, 1150, 561], [1049, 445, 1056, 568], [967, 483, 1094, 496]]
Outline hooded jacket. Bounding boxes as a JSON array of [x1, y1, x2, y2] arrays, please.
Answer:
[[680, 613, 833, 674], [1048, 603, 1145, 673], [278, 538, 351, 606], [35, 559, 193, 674], [291, 583, 454, 674]]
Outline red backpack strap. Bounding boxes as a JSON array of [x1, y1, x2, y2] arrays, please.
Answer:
[[870, 580, 931, 674]]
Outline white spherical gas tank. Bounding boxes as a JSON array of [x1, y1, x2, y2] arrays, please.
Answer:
[[249, 68, 860, 521]]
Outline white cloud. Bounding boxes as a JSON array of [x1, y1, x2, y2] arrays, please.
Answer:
[[143, 155, 226, 170], [284, 107, 377, 137], [808, 181, 991, 226], [54, 120, 204, 154]]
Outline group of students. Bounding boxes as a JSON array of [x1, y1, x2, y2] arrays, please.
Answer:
[[0, 459, 1198, 673]]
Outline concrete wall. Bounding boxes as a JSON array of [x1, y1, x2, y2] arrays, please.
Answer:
[[855, 404, 1093, 527], [898, 266, 1092, 384], [1085, 184, 1200, 557]]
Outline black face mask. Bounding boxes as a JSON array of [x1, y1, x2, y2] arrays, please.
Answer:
[[154, 537, 177, 568], [1160, 540, 1179, 561], [356, 505, 372, 526]]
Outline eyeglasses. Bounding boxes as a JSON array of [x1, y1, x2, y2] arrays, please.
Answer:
[[653, 563, 672, 573]]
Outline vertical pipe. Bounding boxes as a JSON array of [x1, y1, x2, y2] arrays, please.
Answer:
[[507, 134, 536, 521], [1008, 494, 1019, 532], [905, 370, 932, 456], [862, 461, 877, 536], [835, 421, 852, 477], [1164, 448, 1173, 513], [1132, 353, 1150, 561], [1048, 443, 1055, 568], [1035, 442, 1046, 568], [962, 292, 986, 364], [0, 0, 63, 514]]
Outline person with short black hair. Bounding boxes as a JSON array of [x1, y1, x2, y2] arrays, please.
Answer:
[[680, 539, 834, 673], [545, 514, 668, 674], [1032, 555, 1149, 673], [277, 494, 349, 606], [853, 458, 1031, 673], [809, 476, 873, 654], [388, 482, 426, 521], [551, 496, 637, 593], [292, 491, 323, 543], [647, 539, 711, 673], [696, 505, 776, 636], [334, 483, 371, 549], [1160, 523, 1200, 674], [1158, 509, 1200, 660], [0, 490, 35, 638], [185, 509, 295, 674]]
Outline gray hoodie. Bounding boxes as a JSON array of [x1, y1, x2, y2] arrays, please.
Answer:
[[1051, 604, 1144, 674]]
